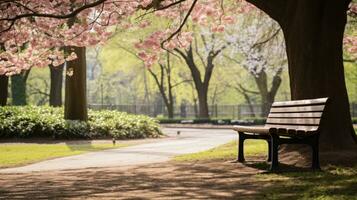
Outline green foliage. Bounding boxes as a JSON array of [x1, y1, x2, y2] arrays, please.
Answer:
[[0, 106, 162, 139], [0, 143, 128, 168], [11, 73, 28, 105]]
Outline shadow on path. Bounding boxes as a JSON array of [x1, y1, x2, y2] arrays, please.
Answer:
[[0, 162, 265, 199]]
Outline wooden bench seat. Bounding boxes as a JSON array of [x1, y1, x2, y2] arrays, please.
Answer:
[[233, 97, 329, 171]]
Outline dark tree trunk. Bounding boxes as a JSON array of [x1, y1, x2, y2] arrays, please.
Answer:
[[166, 58, 175, 119], [167, 85, 175, 119], [64, 47, 88, 121], [197, 86, 210, 119], [0, 75, 8, 106], [248, 0, 356, 153], [148, 61, 175, 119], [49, 64, 64, 107], [175, 47, 215, 119], [10, 71, 30, 106], [254, 70, 282, 117], [254, 71, 269, 117], [193, 98, 199, 118], [242, 93, 256, 118], [166, 102, 174, 119], [281, 0, 356, 150]]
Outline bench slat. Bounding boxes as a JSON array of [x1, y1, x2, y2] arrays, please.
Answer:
[[274, 128, 315, 136], [266, 118, 320, 125], [270, 105, 325, 113], [268, 112, 323, 118], [265, 124, 319, 131], [272, 97, 328, 107]]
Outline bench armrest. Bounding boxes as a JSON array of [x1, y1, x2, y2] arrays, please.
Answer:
[[232, 125, 270, 135]]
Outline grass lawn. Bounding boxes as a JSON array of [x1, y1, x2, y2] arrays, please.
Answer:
[[175, 139, 357, 200], [175, 140, 268, 162], [0, 142, 128, 168], [257, 165, 357, 200]]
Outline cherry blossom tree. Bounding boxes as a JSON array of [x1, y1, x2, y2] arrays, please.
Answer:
[[49, 63, 65, 107], [224, 11, 287, 117]]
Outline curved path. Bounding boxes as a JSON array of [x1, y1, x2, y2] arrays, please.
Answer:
[[0, 128, 236, 173]]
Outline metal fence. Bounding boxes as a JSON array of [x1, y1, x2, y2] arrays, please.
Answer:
[[89, 103, 357, 119]]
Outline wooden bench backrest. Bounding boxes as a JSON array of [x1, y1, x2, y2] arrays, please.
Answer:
[[265, 97, 328, 132]]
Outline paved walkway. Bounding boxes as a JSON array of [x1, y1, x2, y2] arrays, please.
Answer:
[[0, 128, 236, 173]]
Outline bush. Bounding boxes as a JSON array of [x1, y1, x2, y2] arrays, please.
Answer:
[[157, 118, 183, 124], [0, 106, 162, 139]]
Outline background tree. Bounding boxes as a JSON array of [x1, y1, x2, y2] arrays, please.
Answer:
[[173, 32, 227, 118], [147, 53, 176, 118], [0, 75, 8, 106], [49, 64, 64, 107], [64, 47, 87, 121], [27, 76, 50, 105], [224, 12, 287, 116], [11, 70, 30, 105]]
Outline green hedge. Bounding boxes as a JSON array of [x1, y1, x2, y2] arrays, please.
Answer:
[[0, 106, 162, 139], [157, 118, 266, 125]]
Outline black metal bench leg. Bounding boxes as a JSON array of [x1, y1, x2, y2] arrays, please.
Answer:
[[311, 134, 321, 171], [267, 140, 272, 162], [270, 133, 279, 172], [238, 132, 245, 162]]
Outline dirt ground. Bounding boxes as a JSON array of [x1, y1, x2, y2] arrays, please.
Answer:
[[0, 159, 269, 200], [1, 144, 356, 200]]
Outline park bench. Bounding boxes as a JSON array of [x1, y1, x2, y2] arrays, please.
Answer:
[[233, 97, 329, 171]]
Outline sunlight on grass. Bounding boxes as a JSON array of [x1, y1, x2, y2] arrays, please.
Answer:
[[257, 165, 357, 200], [175, 140, 267, 162], [0, 143, 128, 168]]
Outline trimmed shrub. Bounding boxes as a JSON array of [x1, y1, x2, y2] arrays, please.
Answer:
[[157, 117, 266, 125], [0, 106, 162, 139], [157, 118, 183, 124]]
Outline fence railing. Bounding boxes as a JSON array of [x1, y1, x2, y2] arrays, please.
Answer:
[[88, 103, 357, 119]]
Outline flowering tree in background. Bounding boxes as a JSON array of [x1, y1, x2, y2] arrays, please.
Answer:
[[135, 0, 244, 118], [224, 11, 287, 117]]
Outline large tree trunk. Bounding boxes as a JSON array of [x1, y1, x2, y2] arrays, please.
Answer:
[[247, 0, 356, 154], [10, 71, 30, 106], [49, 64, 64, 107], [0, 75, 8, 106], [64, 47, 88, 121], [281, 0, 356, 150]]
